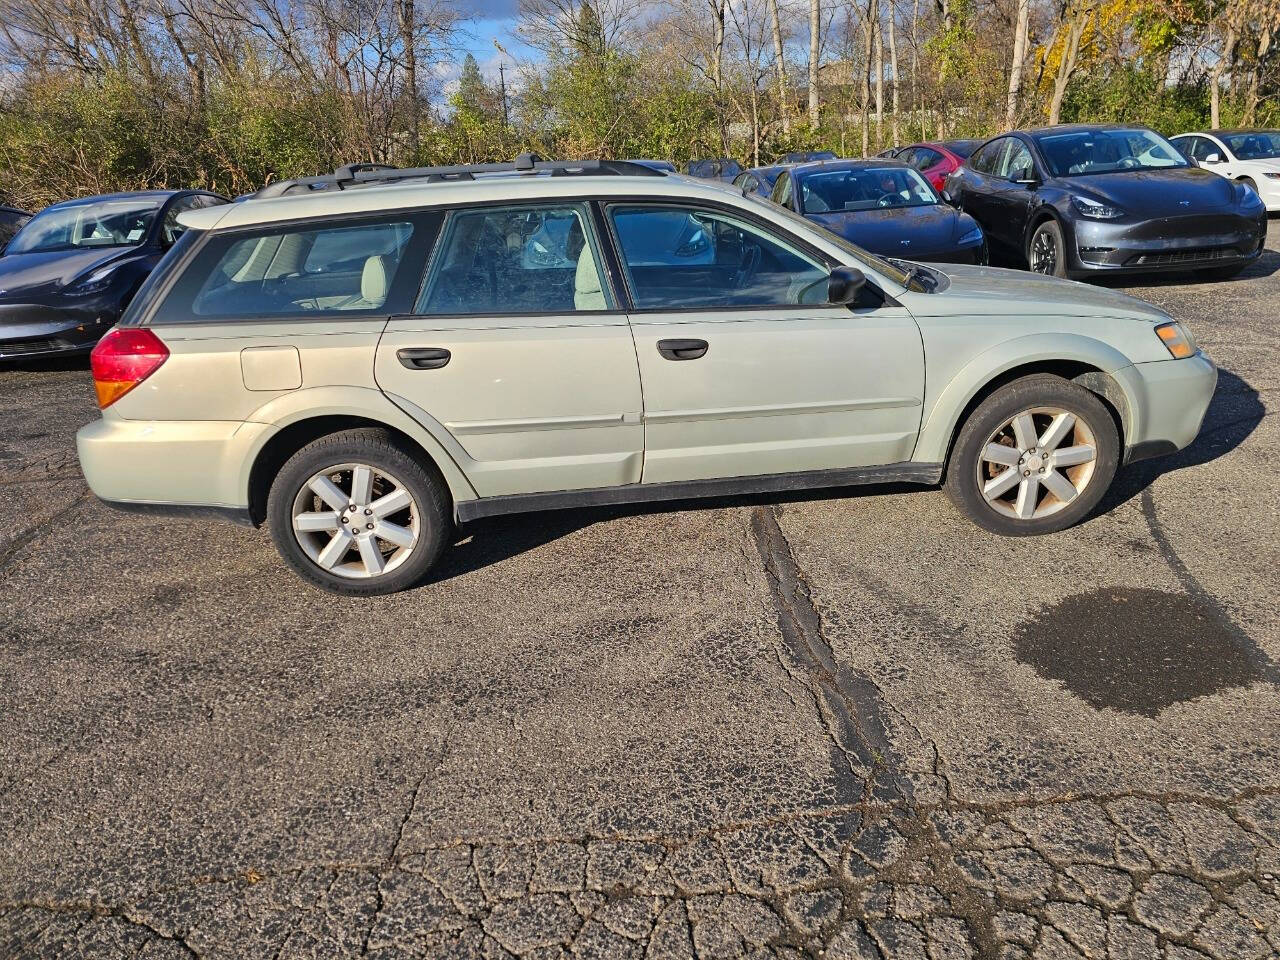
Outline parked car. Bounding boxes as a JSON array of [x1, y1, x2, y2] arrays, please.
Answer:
[[685, 157, 742, 181], [732, 165, 789, 197], [630, 159, 677, 173], [1170, 129, 1280, 212], [0, 190, 228, 361], [768, 159, 986, 263], [781, 150, 837, 163], [76, 154, 1214, 593], [874, 147, 904, 159], [896, 140, 982, 192], [945, 124, 1268, 279], [0, 205, 32, 250]]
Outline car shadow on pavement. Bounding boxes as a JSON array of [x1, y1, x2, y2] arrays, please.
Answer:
[[1098, 366, 1264, 513]]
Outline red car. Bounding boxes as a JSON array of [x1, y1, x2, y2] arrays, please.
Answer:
[[895, 140, 984, 192]]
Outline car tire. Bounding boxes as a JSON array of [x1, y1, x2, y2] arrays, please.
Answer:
[[1027, 220, 1068, 277], [944, 374, 1119, 537], [266, 428, 451, 595]]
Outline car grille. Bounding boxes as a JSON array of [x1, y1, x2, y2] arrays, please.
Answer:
[[0, 337, 70, 356], [1126, 247, 1238, 267]]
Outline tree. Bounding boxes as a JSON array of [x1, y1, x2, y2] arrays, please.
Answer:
[[1006, 0, 1030, 128]]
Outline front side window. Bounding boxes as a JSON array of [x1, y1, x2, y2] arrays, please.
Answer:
[[799, 166, 938, 213], [609, 205, 829, 309], [772, 172, 794, 208], [1034, 128, 1187, 177], [1222, 131, 1280, 160], [996, 141, 1036, 180], [7, 199, 161, 254], [969, 139, 1006, 175], [188, 219, 417, 318], [417, 204, 609, 314], [0, 211, 28, 247]]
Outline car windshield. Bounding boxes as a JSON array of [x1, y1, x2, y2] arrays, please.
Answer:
[[743, 191, 916, 290], [7, 199, 161, 254], [1034, 129, 1188, 177], [798, 166, 938, 213], [1222, 131, 1280, 160], [944, 139, 981, 159]]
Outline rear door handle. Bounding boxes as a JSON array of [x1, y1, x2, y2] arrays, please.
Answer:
[[397, 347, 451, 370], [657, 338, 708, 361]]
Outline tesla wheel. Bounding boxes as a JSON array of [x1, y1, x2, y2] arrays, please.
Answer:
[[1028, 220, 1068, 277], [945, 375, 1119, 537], [267, 428, 451, 595]]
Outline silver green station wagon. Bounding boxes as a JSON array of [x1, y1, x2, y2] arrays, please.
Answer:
[[76, 156, 1217, 594]]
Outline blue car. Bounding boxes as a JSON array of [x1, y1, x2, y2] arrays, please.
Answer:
[[732, 165, 790, 197], [0, 190, 227, 360], [0, 205, 31, 250], [769, 159, 986, 264]]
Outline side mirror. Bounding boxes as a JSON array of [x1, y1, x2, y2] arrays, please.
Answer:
[[1204, 152, 1222, 164], [940, 188, 956, 205], [1013, 168, 1040, 186], [828, 265, 867, 305]]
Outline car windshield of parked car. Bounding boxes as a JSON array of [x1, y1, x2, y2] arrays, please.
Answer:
[[7, 199, 161, 254], [798, 166, 938, 213], [1222, 131, 1280, 160], [1034, 129, 1187, 177]]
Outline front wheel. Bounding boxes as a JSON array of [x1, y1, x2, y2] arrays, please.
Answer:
[[945, 375, 1119, 536], [266, 428, 451, 595], [1027, 220, 1068, 277]]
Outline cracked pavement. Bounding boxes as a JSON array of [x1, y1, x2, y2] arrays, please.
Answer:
[[1, 223, 1278, 959]]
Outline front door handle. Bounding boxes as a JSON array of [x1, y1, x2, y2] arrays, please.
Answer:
[[657, 338, 708, 361], [397, 347, 451, 370]]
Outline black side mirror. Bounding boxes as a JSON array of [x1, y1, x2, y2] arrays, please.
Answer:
[[940, 188, 956, 205], [1014, 169, 1040, 187], [828, 265, 867, 305]]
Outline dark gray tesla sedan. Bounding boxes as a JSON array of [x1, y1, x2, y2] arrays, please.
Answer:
[[944, 124, 1268, 279]]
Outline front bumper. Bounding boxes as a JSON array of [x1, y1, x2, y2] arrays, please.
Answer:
[[1068, 211, 1267, 275], [0, 300, 118, 360], [1115, 351, 1217, 463]]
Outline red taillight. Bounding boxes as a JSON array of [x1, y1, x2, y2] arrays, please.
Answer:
[[90, 328, 169, 409]]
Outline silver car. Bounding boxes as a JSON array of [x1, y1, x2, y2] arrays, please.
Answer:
[[76, 156, 1216, 594]]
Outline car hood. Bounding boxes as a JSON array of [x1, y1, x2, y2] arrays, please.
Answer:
[[904, 261, 1172, 323], [1061, 167, 1237, 215], [0, 248, 133, 297], [807, 205, 961, 255]]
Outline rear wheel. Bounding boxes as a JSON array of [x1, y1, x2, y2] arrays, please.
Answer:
[[945, 375, 1119, 536], [1027, 220, 1068, 277], [266, 428, 451, 595]]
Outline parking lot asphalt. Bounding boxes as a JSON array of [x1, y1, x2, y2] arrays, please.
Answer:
[[1, 226, 1278, 960]]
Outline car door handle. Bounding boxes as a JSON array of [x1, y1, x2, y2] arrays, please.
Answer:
[[657, 339, 708, 361], [397, 347, 451, 370]]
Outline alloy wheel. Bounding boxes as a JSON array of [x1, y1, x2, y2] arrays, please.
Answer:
[[1030, 228, 1058, 275], [975, 407, 1098, 520], [290, 462, 420, 579]]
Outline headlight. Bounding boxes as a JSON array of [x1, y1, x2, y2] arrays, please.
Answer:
[[1237, 183, 1264, 208], [1155, 321, 1195, 359], [958, 225, 983, 245], [1071, 195, 1124, 219], [71, 263, 120, 294], [1264, 172, 1280, 180]]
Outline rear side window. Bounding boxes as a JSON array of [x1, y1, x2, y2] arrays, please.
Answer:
[[416, 204, 611, 315], [152, 213, 438, 322]]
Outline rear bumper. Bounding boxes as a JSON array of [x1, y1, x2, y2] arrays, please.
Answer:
[[0, 300, 118, 359], [76, 416, 269, 514], [1067, 212, 1267, 275], [1115, 351, 1217, 462]]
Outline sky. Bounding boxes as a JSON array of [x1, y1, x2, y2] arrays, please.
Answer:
[[445, 0, 535, 95]]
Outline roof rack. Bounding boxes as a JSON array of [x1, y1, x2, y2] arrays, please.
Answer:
[[253, 153, 665, 199]]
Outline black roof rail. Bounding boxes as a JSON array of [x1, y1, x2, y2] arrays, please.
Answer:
[[251, 152, 665, 199]]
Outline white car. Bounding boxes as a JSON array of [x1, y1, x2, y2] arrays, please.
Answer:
[[1171, 129, 1280, 211]]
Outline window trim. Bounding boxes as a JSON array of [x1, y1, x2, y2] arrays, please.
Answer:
[[411, 200, 619, 319], [601, 198, 852, 316], [147, 209, 441, 326]]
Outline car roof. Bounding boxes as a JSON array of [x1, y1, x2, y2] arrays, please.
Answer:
[[43, 190, 190, 211], [1018, 123, 1149, 137], [177, 173, 763, 233], [0, 205, 31, 216], [1203, 128, 1280, 135], [789, 158, 911, 175]]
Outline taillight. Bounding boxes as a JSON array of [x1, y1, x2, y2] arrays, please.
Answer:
[[90, 328, 169, 409]]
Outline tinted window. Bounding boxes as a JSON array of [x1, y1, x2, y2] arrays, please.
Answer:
[[914, 149, 944, 169], [996, 140, 1035, 180], [772, 172, 794, 207], [1222, 131, 1280, 160], [944, 139, 982, 159], [184, 220, 418, 318], [123, 229, 204, 325], [0, 210, 28, 247], [968, 139, 1006, 174], [418, 204, 610, 314], [609, 205, 828, 309]]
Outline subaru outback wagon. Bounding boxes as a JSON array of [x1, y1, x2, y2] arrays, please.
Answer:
[[77, 156, 1216, 594]]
